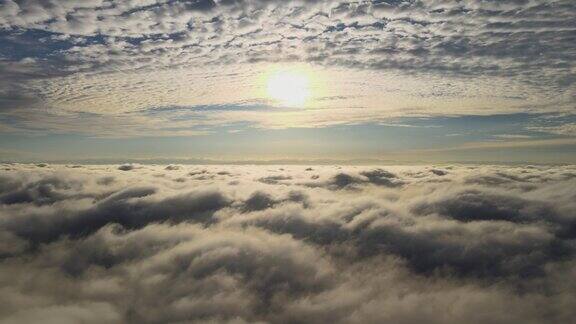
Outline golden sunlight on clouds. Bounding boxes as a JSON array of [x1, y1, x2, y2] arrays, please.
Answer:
[[27, 62, 560, 134], [266, 69, 311, 107]]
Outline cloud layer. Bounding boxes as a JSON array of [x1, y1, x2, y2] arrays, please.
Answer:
[[0, 0, 575, 136], [1, 163, 575, 323]]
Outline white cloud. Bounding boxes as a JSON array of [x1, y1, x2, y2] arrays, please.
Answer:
[[1, 163, 575, 322], [1, 0, 574, 136]]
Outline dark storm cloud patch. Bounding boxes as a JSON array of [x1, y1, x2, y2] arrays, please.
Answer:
[[430, 169, 448, 176], [0, 175, 86, 206], [411, 185, 576, 235], [325, 173, 363, 190], [118, 164, 139, 171], [411, 189, 557, 224], [1, 164, 576, 323], [309, 169, 404, 190], [79, 187, 230, 235], [2, 184, 232, 244], [241, 191, 276, 212], [258, 175, 293, 185], [240, 190, 310, 213], [360, 169, 404, 187], [355, 217, 563, 278]]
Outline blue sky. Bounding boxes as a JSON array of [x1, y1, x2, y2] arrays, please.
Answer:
[[0, 0, 575, 162], [2, 113, 575, 163]]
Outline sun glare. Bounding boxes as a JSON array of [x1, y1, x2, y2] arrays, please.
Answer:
[[266, 70, 311, 107]]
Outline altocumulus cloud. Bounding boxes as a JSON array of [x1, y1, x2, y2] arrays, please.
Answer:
[[1, 163, 576, 323], [1, 0, 575, 136]]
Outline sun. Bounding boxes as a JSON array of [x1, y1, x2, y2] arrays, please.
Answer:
[[266, 69, 311, 107]]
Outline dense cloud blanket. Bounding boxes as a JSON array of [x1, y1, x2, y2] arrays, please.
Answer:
[[1, 163, 576, 323]]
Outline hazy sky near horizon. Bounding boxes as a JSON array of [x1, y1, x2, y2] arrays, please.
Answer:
[[1, 0, 575, 162]]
